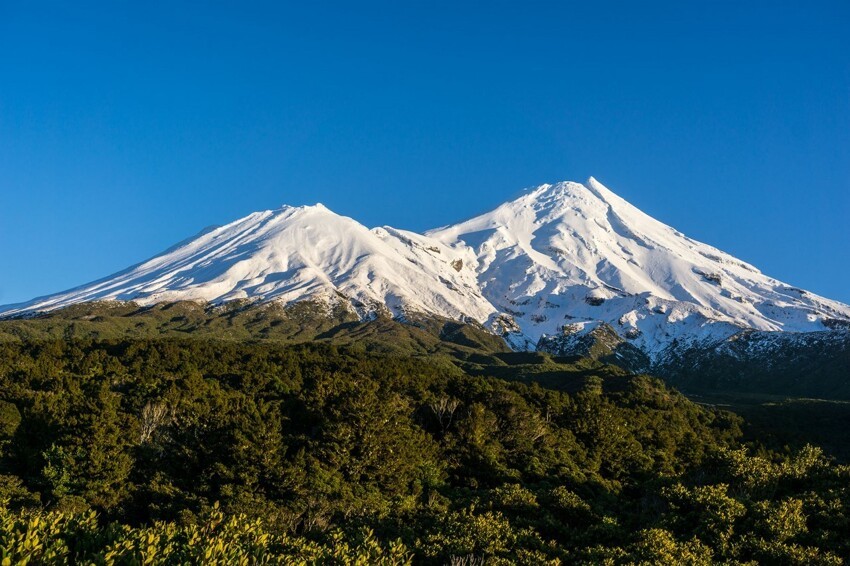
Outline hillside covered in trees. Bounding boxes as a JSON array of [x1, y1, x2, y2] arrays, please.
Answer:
[[0, 338, 848, 564]]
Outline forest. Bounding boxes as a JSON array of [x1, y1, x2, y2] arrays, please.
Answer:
[[0, 338, 848, 564]]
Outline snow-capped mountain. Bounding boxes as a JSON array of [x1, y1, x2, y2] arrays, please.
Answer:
[[3, 178, 849, 361], [428, 178, 850, 357], [0, 204, 495, 323]]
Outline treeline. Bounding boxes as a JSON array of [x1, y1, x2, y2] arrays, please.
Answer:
[[0, 339, 847, 564]]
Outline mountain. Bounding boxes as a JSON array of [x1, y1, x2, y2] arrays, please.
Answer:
[[0, 203, 494, 324], [427, 178, 850, 358], [3, 177, 849, 371]]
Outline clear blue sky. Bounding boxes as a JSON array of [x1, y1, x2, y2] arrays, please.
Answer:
[[1, 1, 848, 305]]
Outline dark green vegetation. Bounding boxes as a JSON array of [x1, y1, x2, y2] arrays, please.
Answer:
[[6, 301, 850, 400], [663, 329, 850, 400], [0, 335, 849, 564], [690, 392, 850, 464], [0, 300, 509, 358], [7, 302, 850, 460]]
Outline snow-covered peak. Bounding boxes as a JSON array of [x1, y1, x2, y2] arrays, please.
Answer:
[[428, 178, 850, 356], [505, 177, 632, 217], [278, 202, 330, 212], [0, 202, 495, 322]]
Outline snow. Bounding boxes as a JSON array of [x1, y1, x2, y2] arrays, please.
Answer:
[[2, 178, 849, 361]]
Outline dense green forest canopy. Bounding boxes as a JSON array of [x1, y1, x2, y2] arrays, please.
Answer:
[[0, 338, 848, 564]]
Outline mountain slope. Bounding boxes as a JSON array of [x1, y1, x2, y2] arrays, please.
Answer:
[[428, 178, 850, 356]]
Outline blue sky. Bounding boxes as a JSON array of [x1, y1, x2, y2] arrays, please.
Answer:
[[1, 1, 848, 305]]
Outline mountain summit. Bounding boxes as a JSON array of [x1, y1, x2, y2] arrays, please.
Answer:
[[3, 178, 849, 359]]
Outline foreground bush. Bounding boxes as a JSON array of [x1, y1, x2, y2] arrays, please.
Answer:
[[0, 503, 411, 565]]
